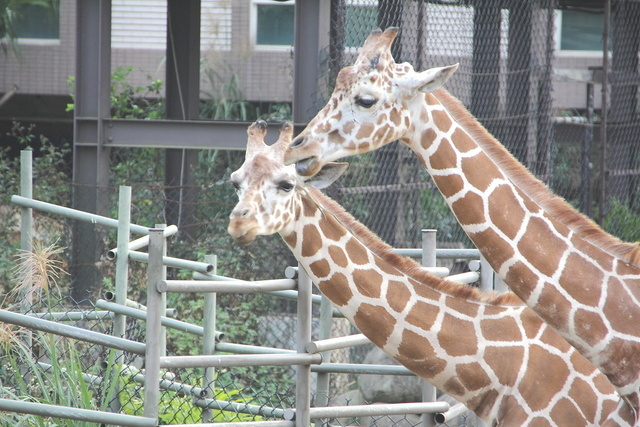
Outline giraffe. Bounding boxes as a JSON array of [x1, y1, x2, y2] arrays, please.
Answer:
[[228, 120, 629, 426], [283, 27, 640, 421]]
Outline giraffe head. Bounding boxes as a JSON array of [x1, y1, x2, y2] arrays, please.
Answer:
[[228, 120, 347, 245], [285, 27, 458, 176]]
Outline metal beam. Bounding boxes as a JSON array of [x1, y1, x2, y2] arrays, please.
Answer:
[[72, 0, 112, 302], [293, 0, 331, 122], [75, 118, 307, 150]]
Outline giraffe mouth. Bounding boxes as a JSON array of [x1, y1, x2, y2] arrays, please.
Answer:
[[295, 156, 322, 177], [228, 220, 259, 246]]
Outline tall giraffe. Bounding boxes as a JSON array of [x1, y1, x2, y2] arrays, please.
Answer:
[[283, 27, 640, 419], [228, 120, 628, 426]]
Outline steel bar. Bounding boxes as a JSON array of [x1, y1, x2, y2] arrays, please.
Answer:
[[102, 293, 177, 317], [311, 363, 414, 376], [446, 271, 480, 285], [128, 250, 213, 274], [284, 401, 450, 421], [202, 254, 217, 423], [159, 353, 322, 369], [306, 333, 371, 353], [95, 299, 224, 340], [168, 422, 293, 427], [295, 266, 313, 427], [434, 402, 469, 424], [0, 398, 156, 426], [214, 342, 293, 355], [395, 248, 481, 259], [0, 309, 145, 355], [158, 278, 296, 293], [421, 230, 438, 427], [10, 195, 149, 235], [107, 225, 178, 259], [144, 230, 164, 419], [29, 311, 114, 321], [194, 396, 287, 419]]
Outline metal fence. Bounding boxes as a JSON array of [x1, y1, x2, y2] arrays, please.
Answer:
[[0, 150, 488, 426]]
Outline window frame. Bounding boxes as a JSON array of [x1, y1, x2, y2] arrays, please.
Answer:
[[250, 0, 295, 51]]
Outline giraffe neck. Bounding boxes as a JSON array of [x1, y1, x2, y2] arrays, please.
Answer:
[[403, 88, 640, 401], [278, 188, 620, 425]]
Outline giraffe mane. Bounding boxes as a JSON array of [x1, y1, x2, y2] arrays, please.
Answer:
[[432, 88, 640, 267], [306, 188, 523, 306]]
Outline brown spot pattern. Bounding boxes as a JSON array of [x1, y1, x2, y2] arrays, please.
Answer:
[[319, 214, 347, 241], [309, 259, 331, 279], [432, 174, 464, 198], [445, 296, 479, 317], [461, 152, 503, 192], [345, 237, 370, 265], [488, 185, 526, 240], [481, 316, 523, 342], [355, 123, 375, 139], [328, 245, 349, 268], [567, 377, 598, 422], [405, 300, 439, 330], [452, 128, 476, 152], [318, 273, 353, 307], [549, 398, 586, 426], [603, 277, 640, 335], [558, 253, 604, 306], [534, 285, 571, 332], [432, 109, 453, 131], [352, 268, 383, 298], [420, 127, 438, 150], [301, 224, 323, 257], [574, 309, 608, 347], [353, 303, 396, 347], [456, 362, 492, 392], [450, 191, 485, 226], [386, 280, 412, 313], [438, 313, 478, 357], [504, 261, 539, 301], [396, 330, 447, 377], [485, 346, 524, 387], [428, 138, 457, 170], [517, 217, 567, 278], [519, 345, 569, 411]]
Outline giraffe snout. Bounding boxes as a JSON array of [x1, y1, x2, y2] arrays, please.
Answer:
[[230, 207, 250, 218]]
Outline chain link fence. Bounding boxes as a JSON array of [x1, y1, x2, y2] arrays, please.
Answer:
[[1, 0, 639, 425]]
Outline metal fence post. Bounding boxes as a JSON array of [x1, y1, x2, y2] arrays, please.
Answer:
[[109, 186, 131, 413], [202, 254, 217, 423], [143, 229, 164, 421], [420, 229, 437, 427], [294, 265, 312, 427], [19, 149, 33, 377], [314, 294, 333, 427], [479, 255, 494, 293]]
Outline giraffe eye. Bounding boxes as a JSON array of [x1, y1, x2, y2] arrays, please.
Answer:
[[277, 181, 294, 192], [355, 95, 377, 108]]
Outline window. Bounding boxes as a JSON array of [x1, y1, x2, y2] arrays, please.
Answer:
[[557, 8, 608, 52], [254, 0, 295, 47], [12, 1, 59, 40]]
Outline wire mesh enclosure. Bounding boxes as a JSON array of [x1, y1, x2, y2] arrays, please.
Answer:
[[1, 0, 639, 426]]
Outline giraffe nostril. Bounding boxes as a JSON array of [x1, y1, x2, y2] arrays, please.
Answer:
[[231, 208, 250, 218], [291, 136, 305, 148]]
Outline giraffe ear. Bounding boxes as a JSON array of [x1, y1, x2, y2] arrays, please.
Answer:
[[304, 162, 348, 189], [402, 64, 459, 94]]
